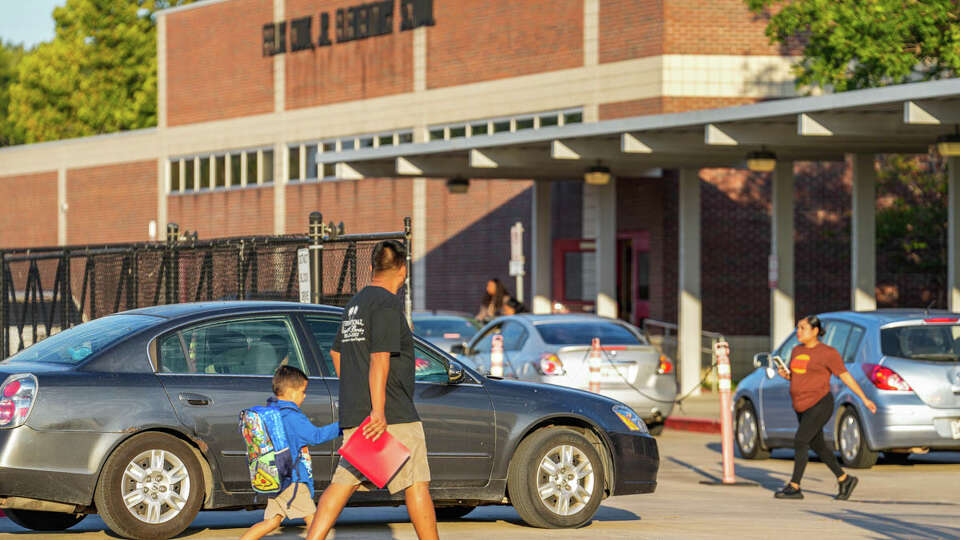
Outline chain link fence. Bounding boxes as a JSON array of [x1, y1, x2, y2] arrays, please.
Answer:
[[1, 214, 410, 359]]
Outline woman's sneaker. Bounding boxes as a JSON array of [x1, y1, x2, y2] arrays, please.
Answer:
[[774, 484, 803, 499], [835, 475, 859, 500]]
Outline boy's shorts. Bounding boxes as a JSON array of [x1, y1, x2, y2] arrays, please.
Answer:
[[331, 421, 431, 495], [264, 483, 315, 521]]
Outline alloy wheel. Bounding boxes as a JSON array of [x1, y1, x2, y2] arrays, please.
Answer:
[[737, 408, 757, 454], [121, 449, 191, 524], [839, 414, 861, 462], [535, 444, 595, 516]]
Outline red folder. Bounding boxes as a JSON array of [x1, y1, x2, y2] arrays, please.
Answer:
[[337, 417, 411, 489]]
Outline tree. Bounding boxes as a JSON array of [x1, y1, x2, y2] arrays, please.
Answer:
[[746, 0, 960, 92], [0, 41, 25, 146], [6, 0, 193, 143]]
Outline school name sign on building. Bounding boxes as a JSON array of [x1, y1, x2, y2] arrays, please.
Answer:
[[263, 0, 435, 56]]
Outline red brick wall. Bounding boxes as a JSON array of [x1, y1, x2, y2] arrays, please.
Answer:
[[427, 0, 583, 89], [285, 0, 413, 110], [423, 179, 533, 312], [0, 172, 58, 248], [167, 187, 275, 238], [663, 0, 802, 56], [166, 0, 274, 126], [599, 0, 663, 63], [67, 161, 157, 245], [600, 96, 762, 120], [284, 178, 412, 234]]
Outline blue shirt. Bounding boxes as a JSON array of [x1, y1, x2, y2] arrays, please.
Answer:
[[266, 397, 339, 498]]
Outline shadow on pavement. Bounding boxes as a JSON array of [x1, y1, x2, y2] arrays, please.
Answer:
[[458, 504, 640, 527], [808, 509, 960, 539]]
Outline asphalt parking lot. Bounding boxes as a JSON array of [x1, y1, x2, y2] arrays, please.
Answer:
[[3, 429, 958, 539]]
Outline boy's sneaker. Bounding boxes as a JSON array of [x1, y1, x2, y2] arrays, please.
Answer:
[[774, 484, 803, 499], [835, 475, 858, 500]]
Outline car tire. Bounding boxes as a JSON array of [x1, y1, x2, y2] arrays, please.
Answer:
[[435, 505, 477, 520], [507, 428, 605, 529], [5, 509, 86, 531], [646, 422, 665, 436], [94, 432, 205, 540], [735, 400, 770, 460], [837, 408, 878, 469]]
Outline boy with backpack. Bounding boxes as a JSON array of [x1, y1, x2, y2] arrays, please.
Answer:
[[240, 365, 339, 540]]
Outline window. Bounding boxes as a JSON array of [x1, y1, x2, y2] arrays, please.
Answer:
[[8, 314, 158, 365], [500, 321, 528, 351], [844, 326, 865, 363], [539, 114, 559, 127], [262, 150, 274, 183], [359, 136, 374, 149], [449, 125, 466, 139], [412, 317, 479, 341], [246, 151, 258, 184], [158, 317, 305, 375], [397, 131, 413, 144], [199, 158, 211, 190], [880, 324, 960, 362], [515, 117, 534, 131], [429, 128, 445, 141], [472, 325, 500, 354], [289, 146, 301, 181], [823, 321, 852, 357], [170, 160, 181, 192], [214, 155, 226, 188], [775, 332, 800, 362], [536, 322, 642, 346], [341, 139, 355, 151], [305, 145, 318, 180], [471, 122, 488, 136], [230, 154, 242, 186], [378, 134, 394, 147], [563, 111, 583, 124], [304, 316, 340, 376], [493, 120, 511, 133], [414, 344, 448, 383], [184, 159, 195, 190]]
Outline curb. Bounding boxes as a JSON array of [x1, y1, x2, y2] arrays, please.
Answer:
[[665, 416, 721, 434]]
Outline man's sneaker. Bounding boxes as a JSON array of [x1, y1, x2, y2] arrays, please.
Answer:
[[835, 475, 859, 500], [774, 484, 803, 499]]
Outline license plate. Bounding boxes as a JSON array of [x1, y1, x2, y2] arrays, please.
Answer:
[[952, 419, 960, 440]]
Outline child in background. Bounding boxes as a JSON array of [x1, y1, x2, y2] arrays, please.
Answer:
[[241, 366, 339, 540]]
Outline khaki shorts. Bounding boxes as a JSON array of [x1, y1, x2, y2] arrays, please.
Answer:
[[331, 421, 431, 495], [264, 483, 315, 521]]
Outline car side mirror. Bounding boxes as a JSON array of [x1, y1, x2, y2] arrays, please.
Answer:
[[447, 361, 465, 384], [753, 352, 769, 369], [450, 343, 467, 355]]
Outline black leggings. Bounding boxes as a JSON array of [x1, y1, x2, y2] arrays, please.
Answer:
[[791, 393, 844, 485]]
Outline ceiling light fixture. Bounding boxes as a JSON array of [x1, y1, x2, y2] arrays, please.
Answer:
[[936, 126, 960, 157], [584, 164, 612, 185], [746, 149, 777, 172], [446, 176, 469, 194]]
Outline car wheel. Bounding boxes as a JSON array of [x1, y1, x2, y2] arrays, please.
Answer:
[[646, 422, 665, 436], [94, 432, 205, 540], [507, 428, 605, 529], [838, 408, 878, 469], [5, 509, 86, 531], [435, 505, 477, 520], [735, 401, 770, 459]]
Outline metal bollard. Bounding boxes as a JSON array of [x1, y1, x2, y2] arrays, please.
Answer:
[[490, 334, 504, 377], [701, 339, 755, 487]]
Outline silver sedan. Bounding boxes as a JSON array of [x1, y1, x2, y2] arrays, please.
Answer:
[[734, 310, 960, 468], [453, 314, 677, 432]]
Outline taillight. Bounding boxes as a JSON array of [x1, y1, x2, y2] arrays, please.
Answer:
[[657, 355, 673, 375], [0, 374, 38, 429], [861, 363, 912, 391], [924, 317, 958, 323], [538, 354, 565, 376]]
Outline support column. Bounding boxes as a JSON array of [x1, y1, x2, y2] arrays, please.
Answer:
[[770, 161, 795, 348], [412, 178, 427, 310], [678, 168, 702, 396], [948, 157, 960, 310], [595, 178, 617, 318], [57, 168, 67, 246], [274, 142, 286, 234], [532, 181, 553, 314], [851, 154, 877, 311]]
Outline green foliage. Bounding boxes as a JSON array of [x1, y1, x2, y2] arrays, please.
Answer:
[[746, 0, 960, 92], [5, 0, 193, 144], [0, 41, 26, 146], [876, 154, 947, 274]]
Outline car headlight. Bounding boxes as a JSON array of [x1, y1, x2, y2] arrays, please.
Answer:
[[612, 404, 648, 433]]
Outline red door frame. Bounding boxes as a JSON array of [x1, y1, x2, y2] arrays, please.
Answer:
[[617, 230, 650, 324]]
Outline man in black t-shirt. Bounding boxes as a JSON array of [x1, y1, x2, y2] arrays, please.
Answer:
[[306, 240, 438, 540]]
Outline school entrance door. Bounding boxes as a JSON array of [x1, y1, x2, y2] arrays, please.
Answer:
[[552, 231, 650, 325]]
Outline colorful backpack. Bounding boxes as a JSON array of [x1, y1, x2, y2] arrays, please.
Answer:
[[238, 406, 296, 494]]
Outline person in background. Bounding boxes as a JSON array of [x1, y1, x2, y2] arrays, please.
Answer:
[[774, 315, 876, 501], [502, 297, 526, 316], [477, 278, 510, 323]]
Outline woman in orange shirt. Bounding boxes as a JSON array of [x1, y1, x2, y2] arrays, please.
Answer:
[[775, 315, 876, 500]]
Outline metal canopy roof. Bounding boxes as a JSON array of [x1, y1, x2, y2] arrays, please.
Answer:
[[327, 78, 960, 181]]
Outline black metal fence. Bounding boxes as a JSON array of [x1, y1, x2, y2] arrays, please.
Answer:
[[1, 213, 411, 359]]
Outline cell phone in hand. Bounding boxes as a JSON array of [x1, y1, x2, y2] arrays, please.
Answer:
[[773, 356, 788, 373]]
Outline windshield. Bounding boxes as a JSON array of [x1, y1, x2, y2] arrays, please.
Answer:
[[536, 321, 644, 345], [2, 314, 159, 365], [880, 324, 960, 362], [413, 317, 479, 340]]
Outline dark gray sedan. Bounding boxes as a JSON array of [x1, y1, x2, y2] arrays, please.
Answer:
[[0, 302, 658, 539]]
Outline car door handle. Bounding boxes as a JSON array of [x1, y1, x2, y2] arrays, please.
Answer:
[[179, 393, 212, 406]]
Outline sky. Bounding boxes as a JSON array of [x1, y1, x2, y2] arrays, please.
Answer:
[[0, 0, 66, 47]]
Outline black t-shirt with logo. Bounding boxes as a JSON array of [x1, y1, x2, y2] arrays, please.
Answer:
[[332, 285, 419, 429]]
